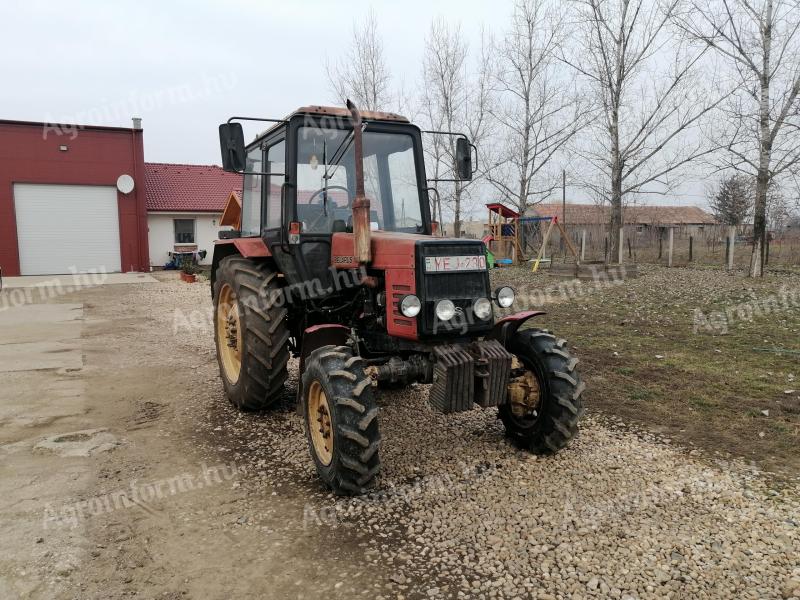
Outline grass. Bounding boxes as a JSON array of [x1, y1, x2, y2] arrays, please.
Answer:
[[491, 263, 800, 478]]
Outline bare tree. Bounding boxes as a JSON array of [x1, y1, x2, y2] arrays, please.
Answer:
[[421, 19, 492, 236], [674, 0, 800, 276], [486, 0, 591, 215], [326, 8, 392, 111], [564, 0, 722, 262]]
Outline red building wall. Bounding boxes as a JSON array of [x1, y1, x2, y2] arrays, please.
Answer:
[[0, 120, 149, 276]]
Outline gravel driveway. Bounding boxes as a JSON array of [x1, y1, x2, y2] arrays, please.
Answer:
[[1, 273, 798, 599]]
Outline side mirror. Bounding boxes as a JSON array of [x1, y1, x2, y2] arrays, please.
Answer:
[[456, 137, 473, 181], [218, 123, 246, 172]]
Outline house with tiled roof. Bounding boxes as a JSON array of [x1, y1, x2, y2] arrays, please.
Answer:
[[145, 163, 241, 267], [531, 203, 717, 234]]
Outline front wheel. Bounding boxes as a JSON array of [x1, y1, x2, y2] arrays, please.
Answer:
[[499, 328, 585, 453], [301, 345, 381, 495]]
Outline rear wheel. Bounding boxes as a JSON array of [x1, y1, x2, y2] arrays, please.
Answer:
[[213, 256, 290, 411], [301, 345, 381, 495], [499, 328, 585, 453]]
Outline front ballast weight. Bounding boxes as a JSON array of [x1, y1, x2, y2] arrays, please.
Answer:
[[365, 340, 514, 414]]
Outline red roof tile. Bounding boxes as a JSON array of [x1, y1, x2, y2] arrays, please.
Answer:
[[145, 162, 242, 212]]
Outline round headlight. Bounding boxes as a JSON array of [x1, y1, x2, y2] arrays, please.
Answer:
[[434, 299, 456, 321], [399, 294, 421, 318], [495, 286, 515, 308], [473, 297, 492, 320]]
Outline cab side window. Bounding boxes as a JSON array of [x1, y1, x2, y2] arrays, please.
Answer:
[[241, 146, 263, 236], [265, 140, 286, 229]]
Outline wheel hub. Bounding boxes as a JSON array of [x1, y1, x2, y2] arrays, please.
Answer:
[[225, 314, 238, 349], [507, 358, 541, 419], [216, 283, 242, 384], [308, 381, 334, 466]]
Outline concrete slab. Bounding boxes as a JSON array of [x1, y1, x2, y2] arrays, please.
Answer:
[[0, 272, 156, 289], [0, 304, 84, 371], [0, 292, 94, 598], [0, 340, 83, 372]]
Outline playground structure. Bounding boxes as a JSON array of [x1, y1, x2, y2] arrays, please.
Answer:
[[527, 215, 580, 272], [484, 203, 524, 266], [483, 203, 580, 271]]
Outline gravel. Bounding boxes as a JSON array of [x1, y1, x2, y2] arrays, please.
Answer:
[[158, 274, 799, 599]]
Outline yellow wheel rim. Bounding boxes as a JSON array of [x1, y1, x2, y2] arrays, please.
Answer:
[[217, 283, 242, 385], [307, 381, 334, 466]]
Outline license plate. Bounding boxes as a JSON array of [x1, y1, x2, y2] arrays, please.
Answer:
[[424, 255, 487, 273]]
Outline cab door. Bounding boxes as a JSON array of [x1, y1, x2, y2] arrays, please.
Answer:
[[260, 134, 302, 284]]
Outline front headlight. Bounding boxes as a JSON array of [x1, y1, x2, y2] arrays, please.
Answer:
[[399, 294, 421, 318], [434, 299, 456, 321], [473, 297, 492, 320], [495, 286, 515, 308]]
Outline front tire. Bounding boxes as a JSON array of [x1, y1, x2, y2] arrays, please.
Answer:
[[499, 328, 585, 453], [301, 345, 381, 495], [213, 256, 290, 411]]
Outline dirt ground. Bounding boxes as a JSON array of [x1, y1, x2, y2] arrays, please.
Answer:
[[1, 270, 798, 599]]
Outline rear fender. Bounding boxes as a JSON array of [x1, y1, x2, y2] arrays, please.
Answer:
[[489, 311, 547, 346], [211, 238, 272, 296]]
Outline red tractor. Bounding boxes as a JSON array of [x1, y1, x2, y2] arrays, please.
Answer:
[[213, 102, 584, 495]]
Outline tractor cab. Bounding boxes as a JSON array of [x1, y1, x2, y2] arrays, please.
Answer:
[[217, 105, 473, 290]]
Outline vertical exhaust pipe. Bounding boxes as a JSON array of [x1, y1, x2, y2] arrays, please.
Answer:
[[347, 99, 371, 264]]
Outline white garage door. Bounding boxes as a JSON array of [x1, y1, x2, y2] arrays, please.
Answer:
[[14, 184, 122, 275]]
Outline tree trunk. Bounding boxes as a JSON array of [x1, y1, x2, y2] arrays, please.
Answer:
[[609, 101, 623, 264], [750, 0, 772, 278], [751, 162, 769, 277]]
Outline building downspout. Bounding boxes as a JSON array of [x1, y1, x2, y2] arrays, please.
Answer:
[[130, 117, 146, 272]]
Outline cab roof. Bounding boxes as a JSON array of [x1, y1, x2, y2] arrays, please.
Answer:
[[253, 105, 411, 143], [289, 105, 409, 123]]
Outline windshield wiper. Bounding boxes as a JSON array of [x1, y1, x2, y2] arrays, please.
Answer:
[[324, 122, 366, 183]]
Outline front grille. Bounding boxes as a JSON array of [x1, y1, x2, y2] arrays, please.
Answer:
[[390, 282, 414, 329], [415, 240, 492, 338]]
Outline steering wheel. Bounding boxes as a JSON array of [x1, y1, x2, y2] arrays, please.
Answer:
[[305, 186, 351, 231], [307, 185, 351, 208]]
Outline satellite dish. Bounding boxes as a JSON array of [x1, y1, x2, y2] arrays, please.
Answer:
[[117, 174, 135, 194]]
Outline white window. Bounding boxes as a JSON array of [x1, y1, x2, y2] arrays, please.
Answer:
[[174, 219, 195, 244]]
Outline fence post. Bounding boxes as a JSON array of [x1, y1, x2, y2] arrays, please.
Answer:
[[580, 230, 586, 261], [658, 234, 663, 259], [727, 226, 735, 270], [627, 237, 632, 259], [689, 236, 693, 262], [667, 227, 674, 267], [604, 236, 608, 263], [618, 227, 624, 264], [725, 236, 730, 266]]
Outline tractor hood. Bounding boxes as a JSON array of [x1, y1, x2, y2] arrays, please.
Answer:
[[330, 230, 483, 271]]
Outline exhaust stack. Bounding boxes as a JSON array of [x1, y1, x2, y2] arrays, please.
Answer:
[[347, 99, 371, 265]]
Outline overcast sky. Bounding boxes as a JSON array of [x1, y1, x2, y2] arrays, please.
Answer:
[[1, 0, 711, 212], [1, 1, 502, 158]]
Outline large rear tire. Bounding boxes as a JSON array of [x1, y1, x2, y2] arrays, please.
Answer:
[[301, 345, 381, 495], [213, 256, 290, 411], [499, 328, 585, 453]]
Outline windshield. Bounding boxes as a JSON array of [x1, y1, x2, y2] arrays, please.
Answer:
[[296, 126, 424, 233]]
